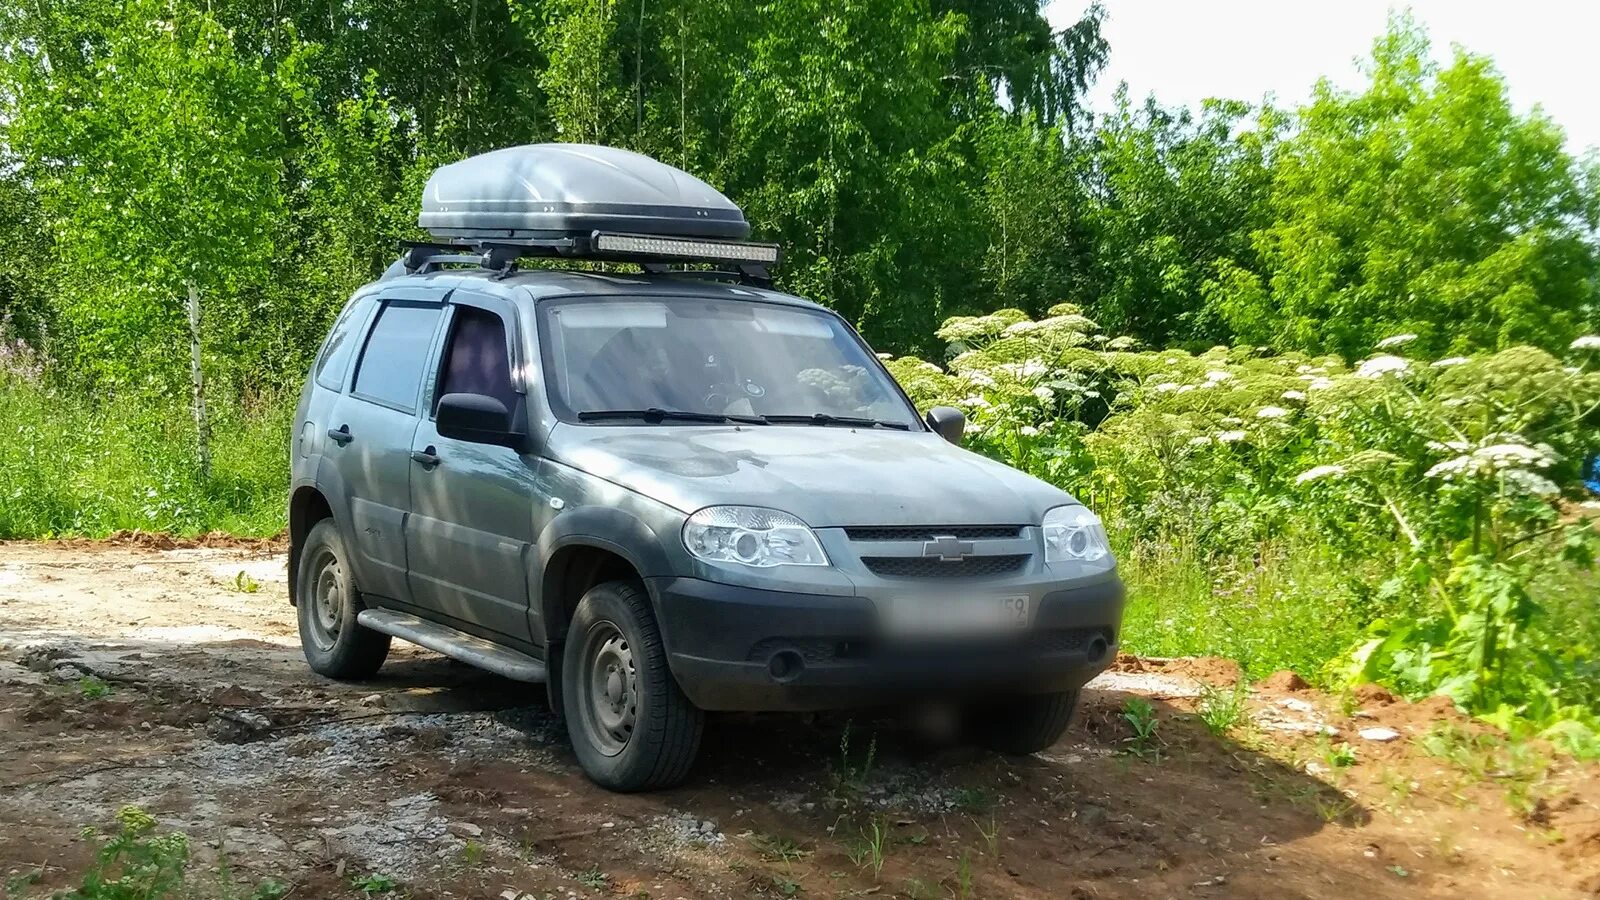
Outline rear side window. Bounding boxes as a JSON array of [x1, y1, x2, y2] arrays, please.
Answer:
[[436, 306, 518, 414], [352, 302, 443, 413], [313, 297, 369, 390]]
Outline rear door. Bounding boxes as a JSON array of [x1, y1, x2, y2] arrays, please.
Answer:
[[323, 289, 448, 604], [405, 291, 540, 643]]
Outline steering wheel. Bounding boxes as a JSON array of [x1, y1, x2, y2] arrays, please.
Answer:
[[697, 350, 740, 413]]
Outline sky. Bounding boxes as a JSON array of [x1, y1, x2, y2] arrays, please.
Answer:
[[1044, 1, 1600, 154]]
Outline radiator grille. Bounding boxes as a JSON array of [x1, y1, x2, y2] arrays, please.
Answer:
[[862, 554, 1029, 579]]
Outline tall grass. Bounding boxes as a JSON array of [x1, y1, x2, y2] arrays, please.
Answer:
[[1115, 534, 1372, 682], [0, 377, 290, 538]]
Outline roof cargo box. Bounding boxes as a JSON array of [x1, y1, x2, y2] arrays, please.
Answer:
[[418, 143, 750, 242]]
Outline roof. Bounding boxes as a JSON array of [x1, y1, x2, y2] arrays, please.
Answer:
[[366, 265, 828, 313]]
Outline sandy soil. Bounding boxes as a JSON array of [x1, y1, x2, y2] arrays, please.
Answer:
[[0, 541, 1596, 899]]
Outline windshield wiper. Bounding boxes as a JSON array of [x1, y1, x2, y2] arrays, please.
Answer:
[[578, 408, 770, 425], [764, 413, 911, 431]]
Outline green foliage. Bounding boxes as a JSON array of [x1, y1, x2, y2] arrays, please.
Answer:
[[721, 0, 971, 351], [4, 3, 1595, 401], [77, 676, 112, 700], [1117, 540, 1367, 678], [1085, 92, 1280, 346], [749, 833, 810, 864], [891, 299, 1600, 741], [1218, 14, 1600, 358], [1120, 697, 1160, 760], [0, 173, 55, 347], [1419, 721, 1562, 813], [827, 722, 879, 812], [953, 852, 972, 900], [4, 0, 286, 396], [350, 873, 397, 895], [64, 806, 189, 900], [532, 0, 625, 143], [0, 0, 1116, 389], [1318, 738, 1357, 769], [843, 817, 887, 880], [1196, 681, 1248, 737], [248, 880, 288, 900], [950, 786, 993, 814], [0, 371, 288, 538], [971, 814, 1000, 856]]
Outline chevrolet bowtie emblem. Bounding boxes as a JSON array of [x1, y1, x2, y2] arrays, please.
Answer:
[[922, 534, 975, 562]]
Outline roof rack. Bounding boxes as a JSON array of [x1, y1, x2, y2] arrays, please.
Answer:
[[396, 230, 779, 287]]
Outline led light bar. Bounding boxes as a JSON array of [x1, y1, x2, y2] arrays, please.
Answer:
[[593, 231, 781, 265]]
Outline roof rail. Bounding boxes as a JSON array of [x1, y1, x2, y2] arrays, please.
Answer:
[[394, 231, 778, 287]]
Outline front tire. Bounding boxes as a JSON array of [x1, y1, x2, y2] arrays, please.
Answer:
[[563, 580, 704, 791], [969, 690, 1080, 755], [296, 520, 390, 679]]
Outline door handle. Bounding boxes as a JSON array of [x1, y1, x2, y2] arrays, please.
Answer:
[[327, 424, 353, 446], [410, 447, 441, 468]]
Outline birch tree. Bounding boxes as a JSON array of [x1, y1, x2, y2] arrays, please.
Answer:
[[2, 0, 284, 472]]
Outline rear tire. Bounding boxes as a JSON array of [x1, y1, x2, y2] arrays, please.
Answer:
[[296, 520, 390, 679], [563, 580, 704, 791], [969, 690, 1080, 755]]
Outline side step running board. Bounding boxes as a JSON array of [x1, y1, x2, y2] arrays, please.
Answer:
[[357, 609, 547, 683]]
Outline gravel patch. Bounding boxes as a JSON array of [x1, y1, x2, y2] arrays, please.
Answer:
[[2, 709, 561, 879]]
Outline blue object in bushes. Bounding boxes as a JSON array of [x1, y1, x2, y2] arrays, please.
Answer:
[[1588, 455, 1600, 494]]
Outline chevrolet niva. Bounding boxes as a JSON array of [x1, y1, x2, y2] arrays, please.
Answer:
[[289, 144, 1124, 791]]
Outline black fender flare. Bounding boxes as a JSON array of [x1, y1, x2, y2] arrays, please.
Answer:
[[533, 504, 674, 634], [287, 478, 346, 606], [533, 505, 677, 717]]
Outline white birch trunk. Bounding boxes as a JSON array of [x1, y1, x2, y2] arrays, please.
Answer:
[[185, 280, 211, 479]]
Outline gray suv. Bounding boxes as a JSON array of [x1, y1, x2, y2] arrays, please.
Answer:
[[289, 144, 1124, 790]]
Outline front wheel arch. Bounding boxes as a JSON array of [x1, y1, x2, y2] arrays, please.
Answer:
[[538, 541, 649, 718]]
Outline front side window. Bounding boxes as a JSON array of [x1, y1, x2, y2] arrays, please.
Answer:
[[538, 296, 920, 428], [435, 305, 518, 414], [351, 302, 443, 413]]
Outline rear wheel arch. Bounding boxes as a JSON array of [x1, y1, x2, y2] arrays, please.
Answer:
[[288, 486, 336, 607], [295, 518, 390, 679]]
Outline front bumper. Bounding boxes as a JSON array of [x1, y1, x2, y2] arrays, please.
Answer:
[[648, 574, 1124, 711]]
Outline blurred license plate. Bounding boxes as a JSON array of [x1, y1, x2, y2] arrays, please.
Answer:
[[881, 594, 1030, 636]]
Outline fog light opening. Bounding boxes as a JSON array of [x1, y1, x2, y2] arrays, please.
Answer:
[[1086, 635, 1110, 665], [767, 649, 804, 683]]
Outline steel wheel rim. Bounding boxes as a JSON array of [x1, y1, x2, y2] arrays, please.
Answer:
[[308, 550, 345, 652], [580, 621, 637, 757]]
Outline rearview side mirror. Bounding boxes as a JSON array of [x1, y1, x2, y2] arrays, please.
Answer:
[[437, 392, 525, 449], [924, 406, 965, 446]]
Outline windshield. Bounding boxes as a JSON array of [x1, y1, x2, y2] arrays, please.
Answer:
[[538, 296, 921, 428]]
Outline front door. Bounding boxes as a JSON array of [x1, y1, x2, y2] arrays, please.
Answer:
[[324, 293, 448, 603], [406, 292, 539, 644]]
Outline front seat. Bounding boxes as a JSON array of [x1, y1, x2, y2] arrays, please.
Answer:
[[583, 327, 700, 412]]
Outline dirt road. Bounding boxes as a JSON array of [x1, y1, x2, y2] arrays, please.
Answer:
[[1, 540, 1596, 899]]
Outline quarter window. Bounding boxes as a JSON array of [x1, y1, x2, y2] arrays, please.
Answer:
[[351, 302, 443, 413], [313, 297, 369, 390]]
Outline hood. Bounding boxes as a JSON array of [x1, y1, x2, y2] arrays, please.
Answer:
[[545, 424, 1076, 527]]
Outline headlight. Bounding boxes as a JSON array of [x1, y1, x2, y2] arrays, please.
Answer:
[[683, 506, 830, 568], [1042, 505, 1110, 563]]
